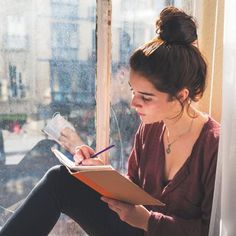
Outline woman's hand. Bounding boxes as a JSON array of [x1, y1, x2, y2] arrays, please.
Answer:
[[74, 145, 104, 166], [59, 128, 104, 165], [101, 197, 151, 231], [59, 127, 83, 154]]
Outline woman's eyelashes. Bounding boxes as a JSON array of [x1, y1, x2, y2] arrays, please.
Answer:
[[130, 89, 153, 103], [141, 95, 152, 102]]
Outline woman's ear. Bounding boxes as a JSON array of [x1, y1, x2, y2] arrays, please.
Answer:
[[192, 40, 199, 48], [177, 88, 189, 102]]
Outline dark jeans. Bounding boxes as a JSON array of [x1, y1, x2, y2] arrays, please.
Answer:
[[0, 165, 144, 236]]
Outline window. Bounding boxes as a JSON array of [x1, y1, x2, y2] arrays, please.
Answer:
[[51, 23, 79, 60], [4, 16, 28, 50], [51, 0, 79, 20]]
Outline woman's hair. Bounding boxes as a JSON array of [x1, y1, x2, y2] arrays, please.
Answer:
[[129, 6, 207, 117]]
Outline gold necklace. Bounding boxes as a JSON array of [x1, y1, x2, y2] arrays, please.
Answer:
[[165, 117, 194, 155]]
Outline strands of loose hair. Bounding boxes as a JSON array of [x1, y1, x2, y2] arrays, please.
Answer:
[[139, 38, 164, 56]]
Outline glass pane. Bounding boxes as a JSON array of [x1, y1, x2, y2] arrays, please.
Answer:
[[110, 0, 195, 173], [0, 0, 96, 234]]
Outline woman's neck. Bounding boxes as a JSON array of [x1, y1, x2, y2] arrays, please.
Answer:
[[163, 106, 199, 139]]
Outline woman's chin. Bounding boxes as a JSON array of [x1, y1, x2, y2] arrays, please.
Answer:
[[140, 117, 161, 124]]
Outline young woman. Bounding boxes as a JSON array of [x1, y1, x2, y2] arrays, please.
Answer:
[[0, 7, 220, 236]]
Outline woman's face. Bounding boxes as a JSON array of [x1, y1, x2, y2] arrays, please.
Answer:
[[129, 70, 178, 124]]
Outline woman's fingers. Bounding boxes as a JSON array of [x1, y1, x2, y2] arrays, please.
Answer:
[[101, 197, 131, 215], [81, 157, 104, 166], [59, 128, 101, 166], [75, 145, 95, 158], [80, 145, 95, 158], [73, 145, 96, 165]]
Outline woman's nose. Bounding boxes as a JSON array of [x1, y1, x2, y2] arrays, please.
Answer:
[[130, 95, 141, 108]]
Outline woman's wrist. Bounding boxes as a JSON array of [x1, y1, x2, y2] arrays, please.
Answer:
[[142, 209, 152, 231]]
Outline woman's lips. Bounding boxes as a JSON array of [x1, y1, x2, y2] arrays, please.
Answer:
[[138, 112, 145, 116]]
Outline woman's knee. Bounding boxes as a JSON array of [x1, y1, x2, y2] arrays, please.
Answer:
[[42, 165, 68, 185]]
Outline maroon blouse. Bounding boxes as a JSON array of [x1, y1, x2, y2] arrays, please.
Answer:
[[127, 117, 220, 236]]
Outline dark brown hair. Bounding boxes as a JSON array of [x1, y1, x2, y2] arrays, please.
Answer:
[[129, 6, 207, 117]]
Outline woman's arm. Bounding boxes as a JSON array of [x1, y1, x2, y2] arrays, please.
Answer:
[[101, 197, 151, 231]]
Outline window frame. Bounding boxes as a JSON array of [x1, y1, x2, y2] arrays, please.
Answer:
[[96, 0, 112, 163]]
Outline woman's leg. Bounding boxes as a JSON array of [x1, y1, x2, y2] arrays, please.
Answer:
[[1, 166, 64, 236], [0, 165, 143, 236]]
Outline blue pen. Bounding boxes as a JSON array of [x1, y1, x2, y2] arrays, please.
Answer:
[[90, 144, 115, 158]]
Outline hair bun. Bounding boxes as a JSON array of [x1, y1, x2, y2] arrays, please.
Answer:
[[156, 7, 197, 45]]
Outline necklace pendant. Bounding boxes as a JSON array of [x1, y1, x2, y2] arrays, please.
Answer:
[[166, 144, 171, 154]]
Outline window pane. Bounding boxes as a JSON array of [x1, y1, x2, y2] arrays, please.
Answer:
[[0, 0, 96, 234], [110, 0, 195, 172]]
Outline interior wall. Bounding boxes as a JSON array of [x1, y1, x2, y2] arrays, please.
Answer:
[[197, 0, 224, 123]]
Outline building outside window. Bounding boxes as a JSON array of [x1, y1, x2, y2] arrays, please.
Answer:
[[4, 16, 28, 51], [51, 0, 79, 20], [51, 23, 78, 60]]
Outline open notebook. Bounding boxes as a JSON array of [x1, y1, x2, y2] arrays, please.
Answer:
[[51, 147, 164, 206], [52, 148, 112, 171]]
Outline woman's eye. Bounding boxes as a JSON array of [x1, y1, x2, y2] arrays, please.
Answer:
[[141, 96, 152, 102]]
